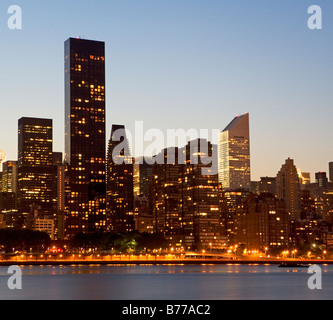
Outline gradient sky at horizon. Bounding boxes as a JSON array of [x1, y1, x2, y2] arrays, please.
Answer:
[[0, 0, 332, 181]]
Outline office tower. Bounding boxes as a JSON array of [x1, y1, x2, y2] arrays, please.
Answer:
[[276, 158, 301, 220], [181, 139, 225, 250], [64, 37, 106, 238], [17, 117, 54, 218], [219, 113, 251, 190], [106, 125, 134, 233], [234, 193, 289, 252]]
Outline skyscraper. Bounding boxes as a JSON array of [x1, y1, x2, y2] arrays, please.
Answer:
[[106, 125, 134, 233], [0, 150, 6, 172], [1, 161, 18, 195], [181, 139, 225, 250], [17, 117, 54, 217], [64, 37, 106, 238], [152, 147, 182, 247], [219, 113, 251, 190], [329, 162, 333, 182], [276, 158, 301, 220]]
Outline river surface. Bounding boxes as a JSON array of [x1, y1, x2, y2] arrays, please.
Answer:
[[0, 264, 331, 300]]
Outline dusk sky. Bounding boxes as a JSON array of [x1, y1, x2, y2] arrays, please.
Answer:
[[0, 0, 332, 181]]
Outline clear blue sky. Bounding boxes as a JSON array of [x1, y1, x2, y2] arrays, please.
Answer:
[[0, 0, 332, 181]]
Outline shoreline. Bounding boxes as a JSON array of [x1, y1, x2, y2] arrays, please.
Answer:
[[0, 259, 332, 267]]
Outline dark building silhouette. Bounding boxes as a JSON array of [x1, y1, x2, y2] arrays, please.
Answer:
[[329, 162, 333, 183], [315, 172, 328, 190], [259, 177, 276, 196], [64, 38, 106, 238]]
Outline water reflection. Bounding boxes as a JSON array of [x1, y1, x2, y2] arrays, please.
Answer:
[[0, 264, 332, 300]]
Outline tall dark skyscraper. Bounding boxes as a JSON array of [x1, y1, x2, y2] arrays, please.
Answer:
[[64, 37, 106, 238], [17, 117, 54, 217]]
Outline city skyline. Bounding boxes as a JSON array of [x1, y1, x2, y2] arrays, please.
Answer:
[[2, 1, 333, 303], [0, 0, 333, 181]]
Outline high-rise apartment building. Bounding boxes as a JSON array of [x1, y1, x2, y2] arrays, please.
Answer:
[[17, 117, 54, 217], [276, 158, 301, 220], [181, 139, 225, 250], [64, 37, 106, 238], [152, 147, 181, 246], [219, 113, 251, 190], [221, 189, 251, 245], [234, 193, 289, 252], [106, 125, 134, 233], [152, 140, 226, 251]]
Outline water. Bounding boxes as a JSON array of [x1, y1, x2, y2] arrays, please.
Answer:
[[0, 264, 332, 300]]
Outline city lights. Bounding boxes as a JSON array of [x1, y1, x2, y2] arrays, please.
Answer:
[[0, 18, 333, 268]]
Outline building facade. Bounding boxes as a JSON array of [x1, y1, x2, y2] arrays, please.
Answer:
[[64, 37, 106, 238], [234, 193, 289, 252], [276, 158, 301, 220], [17, 117, 54, 218], [219, 113, 251, 191], [106, 125, 134, 233]]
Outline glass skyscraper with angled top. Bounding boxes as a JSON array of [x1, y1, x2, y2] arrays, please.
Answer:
[[64, 37, 106, 238], [219, 113, 251, 191]]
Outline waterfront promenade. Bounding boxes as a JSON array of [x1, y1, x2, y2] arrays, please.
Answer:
[[0, 253, 332, 266]]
